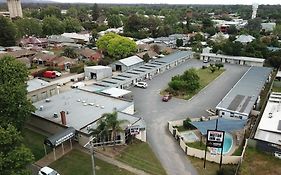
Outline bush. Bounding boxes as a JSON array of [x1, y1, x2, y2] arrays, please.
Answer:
[[202, 65, 207, 69], [85, 60, 97, 66], [70, 64, 84, 73], [183, 118, 196, 130]]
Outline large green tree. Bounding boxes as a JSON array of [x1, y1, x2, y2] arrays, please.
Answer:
[[63, 17, 82, 33], [0, 56, 35, 129], [107, 36, 137, 59], [15, 18, 42, 38], [107, 15, 122, 28], [0, 125, 34, 175], [0, 16, 17, 47], [91, 3, 100, 21], [96, 32, 119, 52], [42, 16, 65, 36], [62, 47, 78, 59]]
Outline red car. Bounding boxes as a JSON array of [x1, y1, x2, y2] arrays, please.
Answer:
[[162, 94, 172, 102]]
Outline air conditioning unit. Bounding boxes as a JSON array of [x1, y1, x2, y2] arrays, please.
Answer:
[[39, 106, 44, 111], [45, 99, 51, 102], [87, 125, 92, 131]]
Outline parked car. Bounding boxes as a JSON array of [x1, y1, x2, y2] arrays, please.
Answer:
[[274, 151, 281, 159], [134, 82, 148, 88], [38, 166, 60, 175], [43, 71, 56, 79], [53, 71, 62, 77], [71, 82, 85, 88], [162, 94, 172, 102]]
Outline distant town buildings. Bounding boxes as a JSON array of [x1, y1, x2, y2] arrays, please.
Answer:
[[7, 0, 23, 18]]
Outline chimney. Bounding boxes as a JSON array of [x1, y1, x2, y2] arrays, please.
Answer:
[[60, 111, 66, 125]]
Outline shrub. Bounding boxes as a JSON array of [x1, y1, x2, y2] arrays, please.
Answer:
[[202, 65, 207, 69], [70, 64, 84, 73], [85, 60, 97, 66], [183, 118, 196, 130]]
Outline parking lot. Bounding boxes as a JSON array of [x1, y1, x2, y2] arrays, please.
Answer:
[[130, 59, 248, 175]]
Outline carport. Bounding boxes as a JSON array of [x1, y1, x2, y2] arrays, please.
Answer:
[[44, 127, 76, 160]]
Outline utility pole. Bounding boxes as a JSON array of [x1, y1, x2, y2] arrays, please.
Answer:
[[90, 141, 96, 175]]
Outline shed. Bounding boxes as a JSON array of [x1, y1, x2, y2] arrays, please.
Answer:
[[44, 127, 76, 148], [84, 66, 112, 80], [111, 56, 144, 72]]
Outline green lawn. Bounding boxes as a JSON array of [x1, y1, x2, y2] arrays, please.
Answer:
[[189, 156, 236, 175], [50, 149, 135, 175], [116, 139, 167, 175], [239, 147, 281, 175], [186, 141, 206, 151], [22, 128, 50, 161]]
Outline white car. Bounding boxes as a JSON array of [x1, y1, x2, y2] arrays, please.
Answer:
[[38, 166, 60, 175], [134, 82, 148, 88], [71, 82, 85, 88], [53, 71, 62, 77]]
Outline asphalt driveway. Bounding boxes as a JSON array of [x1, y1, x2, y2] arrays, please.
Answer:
[[130, 59, 248, 175]]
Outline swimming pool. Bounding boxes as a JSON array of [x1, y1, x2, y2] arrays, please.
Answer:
[[217, 133, 233, 155]]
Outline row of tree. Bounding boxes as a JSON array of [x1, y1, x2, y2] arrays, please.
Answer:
[[0, 56, 35, 175]]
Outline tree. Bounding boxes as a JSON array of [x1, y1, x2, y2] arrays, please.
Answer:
[[90, 118, 108, 150], [273, 24, 281, 37], [0, 56, 35, 129], [107, 15, 122, 28], [39, 6, 62, 20], [104, 111, 128, 149], [91, 3, 100, 21], [215, 63, 224, 70], [91, 29, 98, 45], [63, 17, 82, 33], [62, 47, 77, 59], [15, 18, 42, 38], [227, 25, 238, 35], [107, 36, 137, 59], [246, 18, 262, 32], [209, 64, 216, 73], [0, 16, 17, 47], [202, 18, 213, 28], [151, 44, 160, 54], [0, 125, 34, 175], [96, 32, 119, 52], [66, 7, 78, 18], [143, 53, 150, 63], [176, 39, 184, 47], [42, 16, 64, 36]]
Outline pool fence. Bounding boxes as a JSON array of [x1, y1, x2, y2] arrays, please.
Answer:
[[168, 119, 248, 165]]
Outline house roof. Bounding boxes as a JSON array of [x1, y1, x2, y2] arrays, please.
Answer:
[[216, 66, 272, 117], [235, 35, 255, 43], [62, 33, 90, 42], [200, 53, 265, 63], [79, 48, 97, 58], [20, 37, 47, 45], [27, 78, 52, 92], [32, 89, 136, 133], [118, 56, 144, 67], [255, 92, 281, 145], [32, 53, 56, 62], [48, 35, 75, 43], [0, 49, 36, 58]]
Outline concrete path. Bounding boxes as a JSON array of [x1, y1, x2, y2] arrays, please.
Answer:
[[131, 59, 249, 175]]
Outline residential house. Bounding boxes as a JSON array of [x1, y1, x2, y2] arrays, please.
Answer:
[[0, 49, 36, 59], [61, 33, 90, 44], [235, 35, 255, 44], [261, 22, 276, 32], [79, 48, 103, 61], [20, 36, 48, 48]]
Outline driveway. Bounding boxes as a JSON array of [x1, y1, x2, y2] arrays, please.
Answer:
[[130, 59, 248, 175]]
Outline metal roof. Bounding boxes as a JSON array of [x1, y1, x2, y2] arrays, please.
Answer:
[[27, 78, 55, 92], [255, 92, 281, 145], [216, 66, 272, 116], [44, 127, 75, 148], [235, 35, 255, 43], [101, 87, 131, 98], [118, 56, 144, 67], [201, 53, 265, 63], [33, 89, 133, 132]]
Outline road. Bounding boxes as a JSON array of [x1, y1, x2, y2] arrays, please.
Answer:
[[130, 59, 248, 175]]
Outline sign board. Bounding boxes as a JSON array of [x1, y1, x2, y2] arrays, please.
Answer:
[[206, 130, 225, 148], [129, 126, 140, 135]]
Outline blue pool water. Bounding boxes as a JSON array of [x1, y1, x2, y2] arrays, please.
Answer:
[[217, 133, 233, 155]]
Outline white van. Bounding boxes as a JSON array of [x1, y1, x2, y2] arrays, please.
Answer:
[[71, 82, 85, 88]]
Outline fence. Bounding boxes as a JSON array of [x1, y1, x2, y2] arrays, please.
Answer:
[[168, 120, 248, 165]]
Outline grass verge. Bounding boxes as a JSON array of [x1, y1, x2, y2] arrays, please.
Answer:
[[50, 149, 135, 175], [239, 147, 281, 175], [116, 139, 167, 175], [186, 141, 206, 151], [22, 128, 50, 161], [189, 156, 236, 175]]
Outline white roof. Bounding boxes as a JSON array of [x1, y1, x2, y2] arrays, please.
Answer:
[[62, 33, 90, 42], [201, 53, 265, 63], [255, 92, 281, 145], [235, 35, 255, 43], [85, 66, 111, 70], [101, 87, 131, 98], [27, 78, 53, 92], [119, 56, 144, 67]]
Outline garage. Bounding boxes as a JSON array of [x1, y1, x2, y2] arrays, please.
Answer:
[[84, 66, 112, 80]]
